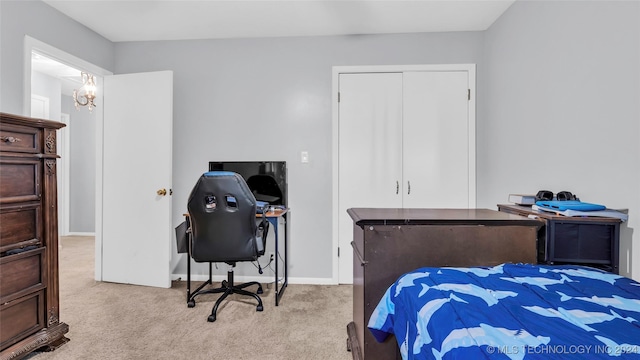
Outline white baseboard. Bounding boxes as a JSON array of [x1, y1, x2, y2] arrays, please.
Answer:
[[65, 232, 96, 236], [171, 273, 337, 286]]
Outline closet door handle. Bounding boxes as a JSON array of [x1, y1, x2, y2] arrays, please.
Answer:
[[407, 181, 411, 195], [396, 181, 399, 194]]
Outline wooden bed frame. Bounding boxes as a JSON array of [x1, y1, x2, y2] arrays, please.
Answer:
[[345, 208, 542, 360]]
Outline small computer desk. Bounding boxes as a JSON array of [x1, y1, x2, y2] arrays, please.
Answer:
[[261, 208, 289, 306], [183, 209, 289, 306]]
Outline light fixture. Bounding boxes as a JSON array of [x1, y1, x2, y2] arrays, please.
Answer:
[[73, 72, 97, 112]]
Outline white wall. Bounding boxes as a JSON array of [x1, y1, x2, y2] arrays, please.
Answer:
[[0, 0, 114, 115], [62, 95, 97, 233], [481, 0, 640, 279], [0, 0, 108, 233], [113, 33, 485, 281], [2, 0, 638, 282], [31, 71, 61, 121], [30, 74, 96, 234]]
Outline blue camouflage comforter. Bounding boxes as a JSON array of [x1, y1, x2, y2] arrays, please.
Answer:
[[368, 263, 640, 359]]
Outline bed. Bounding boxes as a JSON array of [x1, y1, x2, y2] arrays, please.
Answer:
[[368, 263, 640, 359]]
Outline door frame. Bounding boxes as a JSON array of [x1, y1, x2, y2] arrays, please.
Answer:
[[58, 112, 70, 236], [331, 64, 477, 284], [23, 36, 113, 281]]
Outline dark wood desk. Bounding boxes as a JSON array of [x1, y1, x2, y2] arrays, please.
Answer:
[[262, 209, 288, 306], [498, 204, 621, 273], [346, 208, 540, 360]]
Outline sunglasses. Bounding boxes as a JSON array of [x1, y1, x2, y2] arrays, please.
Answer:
[[535, 190, 577, 202]]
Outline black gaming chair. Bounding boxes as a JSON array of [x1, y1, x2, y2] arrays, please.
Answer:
[[186, 171, 269, 322]]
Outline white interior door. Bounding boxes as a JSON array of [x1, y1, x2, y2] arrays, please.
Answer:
[[402, 71, 471, 208], [101, 71, 173, 288], [337, 73, 403, 284]]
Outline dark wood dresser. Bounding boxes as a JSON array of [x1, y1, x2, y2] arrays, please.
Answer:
[[346, 208, 541, 360], [0, 112, 69, 360]]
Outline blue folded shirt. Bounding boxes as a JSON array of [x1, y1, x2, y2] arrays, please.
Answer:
[[535, 200, 606, 212]]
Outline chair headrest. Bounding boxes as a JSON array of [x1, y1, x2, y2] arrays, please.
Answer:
[[203, 171, 237, 178], [188, 171, 256, 213]]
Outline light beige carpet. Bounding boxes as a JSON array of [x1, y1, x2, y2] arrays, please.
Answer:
[[29, 236, 353, 360]]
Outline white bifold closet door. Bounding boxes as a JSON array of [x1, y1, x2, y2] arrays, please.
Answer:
[[337, 73, 403, 284], [402, 71, 470, 208], [337, 70, 473, 284]]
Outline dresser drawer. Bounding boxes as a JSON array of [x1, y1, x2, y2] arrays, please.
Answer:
[[0, 123, 40, 154], [0, 158, 40, 204], [0, 204, 42, 253], [0, 290, 45, 351], [0, 247, 45, 304]]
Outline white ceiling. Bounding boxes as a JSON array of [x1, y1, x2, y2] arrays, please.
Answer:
[[35, 0, 514, 94], [32, 52, 83, 96], [42, 0, 515, 42]]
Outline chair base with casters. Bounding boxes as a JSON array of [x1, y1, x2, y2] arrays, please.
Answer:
[[187, 261, 264, 322]]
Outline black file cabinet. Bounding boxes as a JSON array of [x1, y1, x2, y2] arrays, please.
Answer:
[[498, 204, 621, 274]]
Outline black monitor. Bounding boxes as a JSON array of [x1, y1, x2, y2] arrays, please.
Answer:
[[208, 161, 287, 206]]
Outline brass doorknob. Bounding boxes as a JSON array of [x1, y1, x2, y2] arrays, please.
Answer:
[[157, 188, 167, 196]]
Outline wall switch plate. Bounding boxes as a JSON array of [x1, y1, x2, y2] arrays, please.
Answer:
[[301, 151, 309, 163]]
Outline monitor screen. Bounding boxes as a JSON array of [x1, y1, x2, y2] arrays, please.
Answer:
[[208, 161, 287, 206]]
